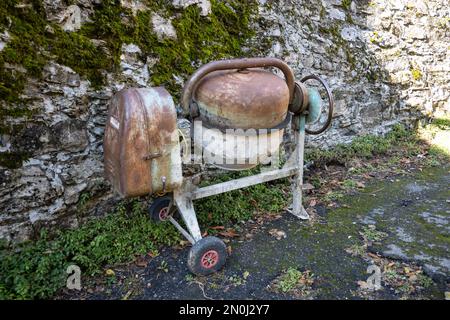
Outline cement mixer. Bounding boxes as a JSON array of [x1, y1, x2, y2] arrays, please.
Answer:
[[103, 57, 334, 275]]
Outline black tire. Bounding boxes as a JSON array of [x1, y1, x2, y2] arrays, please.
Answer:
[[187, 236, 227, 276], [149, 196, 173, 222]]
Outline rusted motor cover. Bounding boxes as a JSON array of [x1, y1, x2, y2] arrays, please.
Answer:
[[194, 69, 290, 129], [103, 87, 182, 198]]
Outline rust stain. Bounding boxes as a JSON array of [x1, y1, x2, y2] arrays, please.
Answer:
[[103, 87, 181, 198], [195, 69, 289, 129], [181, 57, 295, 117]]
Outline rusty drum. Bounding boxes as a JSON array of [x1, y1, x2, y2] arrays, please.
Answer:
[[194, 69, 290, 129], [103, 87, 182, 198], [182, 58, 295, 170]]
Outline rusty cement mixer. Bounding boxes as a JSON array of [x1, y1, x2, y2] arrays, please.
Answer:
[[103, 57, 333, 275]]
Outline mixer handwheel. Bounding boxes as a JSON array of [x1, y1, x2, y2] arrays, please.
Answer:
[[300, 74, 334, 135], [187, 236, 227, 276], [149, 196, 174, 222]]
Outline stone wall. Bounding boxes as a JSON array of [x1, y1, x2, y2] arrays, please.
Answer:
[[0, 0, 448, 243]]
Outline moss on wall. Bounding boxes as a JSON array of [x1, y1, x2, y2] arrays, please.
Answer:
[[411, 68, 422, 81], [0, 151, 31, 169], [79, 0, 259, 98], [0, 0, 259, 104], [0, 0, 111, 101], [0, 0, 259, 167]]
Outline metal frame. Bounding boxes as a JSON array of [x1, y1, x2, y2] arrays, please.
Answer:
[[168, 114, 309, 244]]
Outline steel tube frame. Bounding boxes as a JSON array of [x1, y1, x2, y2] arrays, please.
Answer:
[[169, 115, 309, 244]]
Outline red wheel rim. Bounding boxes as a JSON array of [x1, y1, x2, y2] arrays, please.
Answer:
[[159, 207, 169, 220], [200, 250, 219, 269]]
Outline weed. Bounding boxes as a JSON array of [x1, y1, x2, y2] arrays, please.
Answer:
[[383, 269, 399, 281], [360, 225, 388, 242], [345, 243, 366, 257], [185, 274, 195, 283], [416, 274, 433, 288], [229, 274, 246, 286], [342, 179, 357, 189], [276, 267, 303, 293], [324, 191, 345, 202], [157, 260, 169, 273], [306, 124, 417, 167], [272, 268, 315, 296], [349, 163, 376, 175]]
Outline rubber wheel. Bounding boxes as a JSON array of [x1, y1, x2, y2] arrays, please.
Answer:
[[187, 236, 227, 276], [149, 196, 173, 222]]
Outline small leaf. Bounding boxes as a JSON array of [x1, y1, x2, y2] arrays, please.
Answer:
[[105, 269, 115, 276], [356, 181, 365, 188], [219, 229, 239, 238]]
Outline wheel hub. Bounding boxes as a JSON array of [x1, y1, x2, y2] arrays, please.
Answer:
[[159, 207, 169, 221], [201, 250, 219, 268]]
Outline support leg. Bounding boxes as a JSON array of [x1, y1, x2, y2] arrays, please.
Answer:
[[289, 115, 309, 220], [173, 188, 203, 243]]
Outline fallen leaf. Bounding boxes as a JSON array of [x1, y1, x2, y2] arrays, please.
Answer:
[[357, 280, 369, 290], [147, 250, 159, 258], [368, 253, 379, 259], [309, 199, 317, 207], [219, 229, 239, 238], [210, 226, 225, 230], [268, 228, 287, 240], [105, 269, 115, 276], [135, 257, 148, 268], [179, 240, 190, 247], [302, 183, 314, 190], [356, 181, 365, 188]]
